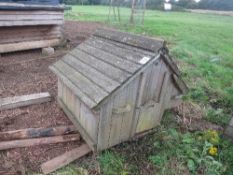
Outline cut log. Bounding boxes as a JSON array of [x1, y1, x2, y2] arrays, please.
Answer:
[[41, 144, 91, 175], [0, 92, 51, 110], [0, 134, 80, 151], [0, 125, 77, 141], [0, 39, 60, 54]]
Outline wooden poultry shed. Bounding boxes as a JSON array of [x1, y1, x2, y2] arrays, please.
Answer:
[[0, 0, 64, 53], [50, 29, 188, 151]]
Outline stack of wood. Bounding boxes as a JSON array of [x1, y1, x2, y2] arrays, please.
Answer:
[[0, 92, 91, 174], [0, 2, 64, 53]]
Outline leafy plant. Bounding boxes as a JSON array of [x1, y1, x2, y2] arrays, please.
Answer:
[[204, 108, 230, 126], [99, 151, 129, 175]]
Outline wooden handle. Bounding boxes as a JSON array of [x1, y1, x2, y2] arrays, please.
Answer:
[[112, 104, 131, 114]]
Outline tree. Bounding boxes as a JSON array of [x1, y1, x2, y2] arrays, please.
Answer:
[[176, 0, 198, 9], [198, 0, 233, 11]]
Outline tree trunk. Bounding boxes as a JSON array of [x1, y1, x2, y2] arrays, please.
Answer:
[[130, 0, 136, 24]]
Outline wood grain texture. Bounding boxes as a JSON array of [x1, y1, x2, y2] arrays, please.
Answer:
[[78, 43, 140, 73], [51, 67, 96, 108], [0, 92, 51, 110], [85, 37, 153, 64], [41, 144, 91, 175], [0, 134, 80, 151], [70, 49, 131, 83], [53, 60, 109, 104], [0, 125, 77, 141], [0, 39, 60, 53], [62, 54, 120, 93], [94, 28, 164, 52], [57, 98, 97, 151], [60, 82, 99, 143]]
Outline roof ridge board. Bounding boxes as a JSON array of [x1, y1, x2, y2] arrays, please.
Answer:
[[94, 28, 164, 53], [92, 36, 155, 57], [70, 48, 131, 83], [78, 43, 140, 74], [84, 37, 152, 65], [62, 54, 120, 93], [54, 61, 109, 104], [49, 65, 97, 108]]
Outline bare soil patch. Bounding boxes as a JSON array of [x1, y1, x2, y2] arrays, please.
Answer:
[[0, 21, 104, 174]]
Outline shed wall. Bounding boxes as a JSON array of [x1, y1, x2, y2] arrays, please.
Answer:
[[97, 76, 140, 151], [58, 79, 99, 150]]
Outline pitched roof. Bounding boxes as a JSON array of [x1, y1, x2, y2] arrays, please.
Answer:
[[50, 29, 184, 109]]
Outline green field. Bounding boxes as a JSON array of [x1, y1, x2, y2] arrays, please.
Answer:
[[59, 5, 233, 175]]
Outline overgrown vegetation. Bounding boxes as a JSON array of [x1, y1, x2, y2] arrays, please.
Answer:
[[57, 6, 233, 175]]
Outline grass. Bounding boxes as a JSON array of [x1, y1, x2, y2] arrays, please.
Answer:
[[57, 5, 233, 175]]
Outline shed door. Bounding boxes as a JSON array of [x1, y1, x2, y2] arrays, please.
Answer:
[[136, 60, 170, 133]]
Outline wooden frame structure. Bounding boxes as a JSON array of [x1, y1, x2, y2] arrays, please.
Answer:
[[0, 2, 64, 53], [51, 29, 188, 151]]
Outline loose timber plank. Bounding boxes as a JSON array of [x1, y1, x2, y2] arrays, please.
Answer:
[[0, 39, 60, 53], [78, 43, 140, 74], [41, 144, 91, 175], [94, 28, 164, 52], [62, 54, 120, 93], [0, 92, 51, 110], [0, 125, 77, 141], [70, 49, 131, 83], [0, 134, 80, 151]]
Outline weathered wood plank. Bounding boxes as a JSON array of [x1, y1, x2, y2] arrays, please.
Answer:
[[160, 53, 180, 76], [0, 39, 60, 53], [0, 3, 64, 9], [97, 100, 113, 151], [0, 20, 63, 27], [58, 98, 96, 151], [80, 103, 98, 142], [96, 55, 160, 110], [0, 92, 51, 110], [70, 49, 131, 83], [78, 43, 140, 73], [41, 144, 91, 175], [0, 10, 63, 15], [92, 36, 155, 57], [0, 34, 61, 45], [172, 74, 189, 94], [50, 67, 96, 108], [0, 126, 77, 141], [54, 61, 109, 104], [85, 37, 151, 64], [0, 134, 80, 151], [0, 14, 63, 21], [94, 29, 164, 52], [62, 54, 120, 93]]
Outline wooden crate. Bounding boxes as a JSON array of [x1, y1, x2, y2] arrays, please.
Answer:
[[50, 29, 188, 151]]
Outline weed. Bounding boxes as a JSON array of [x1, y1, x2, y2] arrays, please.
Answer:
[[99, 151, 129, 175]]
